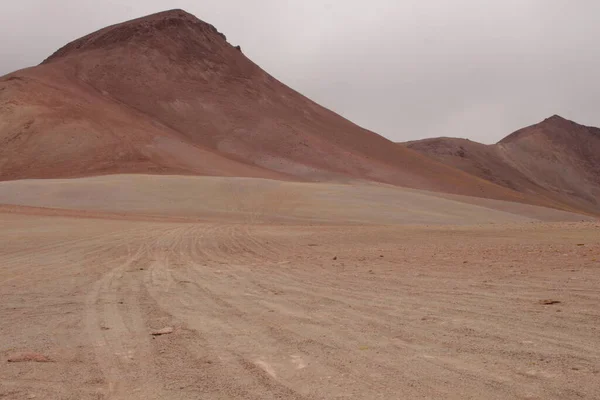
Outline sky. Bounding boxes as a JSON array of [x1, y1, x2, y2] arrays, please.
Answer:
[[1, 0, 599, 143]]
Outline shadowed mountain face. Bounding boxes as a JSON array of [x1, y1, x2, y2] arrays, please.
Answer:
[[0, 9, 538, 205], [404, 115, 600, 214]]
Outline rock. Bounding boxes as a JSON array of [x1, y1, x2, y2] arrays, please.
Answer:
[[333, 256, 337, 260], [7, 352, 52, 363], [151, 327, 174, 336], [539, 299, 561, 305]]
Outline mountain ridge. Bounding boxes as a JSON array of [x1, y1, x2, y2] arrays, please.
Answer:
[[42, 9, 227, 64], [404, 115, 600, 214]]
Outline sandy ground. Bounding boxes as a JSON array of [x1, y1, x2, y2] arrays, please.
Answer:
[[1, 177, 599, 399], [0, 175, 592, 224]]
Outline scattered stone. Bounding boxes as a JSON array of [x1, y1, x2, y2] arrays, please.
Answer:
[[7, 352, 52, 363], [151, 327, 174, 336], [539, 299, 561, 305]]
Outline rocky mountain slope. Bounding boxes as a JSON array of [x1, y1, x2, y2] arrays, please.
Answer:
[[404, 115, 600, 214]]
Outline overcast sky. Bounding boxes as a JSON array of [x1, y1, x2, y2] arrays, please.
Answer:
[[2, 0, 599, 143]]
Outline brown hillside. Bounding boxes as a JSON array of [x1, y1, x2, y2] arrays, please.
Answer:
[[0, 9, 540, 205], [404, 115, 600, 214]]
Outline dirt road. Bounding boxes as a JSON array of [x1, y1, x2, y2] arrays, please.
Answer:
[[1, 212, 599, 399]]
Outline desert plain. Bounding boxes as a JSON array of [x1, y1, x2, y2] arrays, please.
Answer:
[[0, 175, 598, 400]]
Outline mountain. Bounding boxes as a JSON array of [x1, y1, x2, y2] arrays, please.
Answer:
[[404, 115, 600, 214], [0, 9, 543, 206]]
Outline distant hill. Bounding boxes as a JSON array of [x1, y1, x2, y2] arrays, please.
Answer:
[[404, 115, 600, 214]]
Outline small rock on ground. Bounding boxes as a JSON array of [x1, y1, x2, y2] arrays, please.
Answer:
[[151, 327, 174, 336], [539, 299, 561, 305], [7, 352, 52, 363]]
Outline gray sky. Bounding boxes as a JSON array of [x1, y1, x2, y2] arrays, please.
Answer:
[[2, 0, 599, 143]]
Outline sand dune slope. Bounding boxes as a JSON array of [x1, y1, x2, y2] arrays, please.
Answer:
[[0, 175, 591, 224]]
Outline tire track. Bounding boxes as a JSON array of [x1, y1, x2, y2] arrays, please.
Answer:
[[143, 223, 315, 399], [84, 227, 168, 399]]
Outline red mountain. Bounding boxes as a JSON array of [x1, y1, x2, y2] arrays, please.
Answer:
[[404, 115, 600, 214], [0, 9, 585, 211]]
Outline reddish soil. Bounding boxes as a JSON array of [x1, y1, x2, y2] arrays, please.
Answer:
[[404, 115, 600, 215]]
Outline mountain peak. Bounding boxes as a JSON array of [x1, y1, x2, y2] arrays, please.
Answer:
[[541, 114, 574, 126], [499, 115, 580, 144], [42, 9, 228, 64]]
